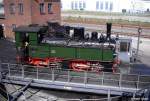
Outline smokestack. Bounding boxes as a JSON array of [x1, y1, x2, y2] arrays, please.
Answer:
[[106, 23, 112, 40]]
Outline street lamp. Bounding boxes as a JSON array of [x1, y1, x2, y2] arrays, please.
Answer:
[[136, 27, 142, 61]]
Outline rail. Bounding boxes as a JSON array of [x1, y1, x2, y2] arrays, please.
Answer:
[[1, 63, 150, 91]]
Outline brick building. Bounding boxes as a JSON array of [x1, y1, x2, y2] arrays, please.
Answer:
[[2, 0, 61, 39]]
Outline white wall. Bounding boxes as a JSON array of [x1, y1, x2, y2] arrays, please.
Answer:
[[86, 0, 115, 12], [61, 0, 150, 13], [61, 0, 71, 10], [144, 1, 150, 11], [0, 0, 2, 3], [62, 0, 119, 12], [0, 0, 3, 14]]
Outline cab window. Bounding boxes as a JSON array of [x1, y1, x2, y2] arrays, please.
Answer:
[[120, 42, 130, 52]]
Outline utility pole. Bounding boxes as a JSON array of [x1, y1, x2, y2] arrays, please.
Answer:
[[136, 27, 142, 61]]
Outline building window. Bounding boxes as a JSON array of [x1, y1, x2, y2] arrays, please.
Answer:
[[79, 1, 85, 10], [105, 2, 108, 10], [9, 3, 15, 14], [75, 1, 78, 10], [100, 2, 103, 10], [96, 1, 99, 10], [48, 3, 52, 13], [71, 1, 86, 10], [79, 1, 82, 9], [109, 3, 113, 11], [83, 2, 86, 9], [96, 1, 103, 10], [61, 3, 62, 8], [39, 3, 45, 14], [71, 1, 74, 10], [18, 3, 23, 14], [12, 24, 16, 30]]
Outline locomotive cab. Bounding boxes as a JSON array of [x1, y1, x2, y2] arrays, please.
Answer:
[[13, 26, 47, 63], [117, 38, 132, 63]]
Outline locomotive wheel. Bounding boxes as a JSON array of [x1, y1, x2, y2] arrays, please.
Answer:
[[28, 57, 63, 67], [69, 61, 90, 72], [69, 60, 103, 72]]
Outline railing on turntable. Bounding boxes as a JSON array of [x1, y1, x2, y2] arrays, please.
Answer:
[[1, 63, 150, 91]]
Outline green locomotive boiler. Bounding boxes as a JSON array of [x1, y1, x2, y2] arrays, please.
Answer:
[[14, 22, 118, 72]]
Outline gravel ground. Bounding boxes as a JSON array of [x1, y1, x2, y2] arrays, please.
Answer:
[[0, 39, 17, 63]]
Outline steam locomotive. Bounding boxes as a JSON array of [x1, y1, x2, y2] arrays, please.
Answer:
[[14, 22, 123, 72]]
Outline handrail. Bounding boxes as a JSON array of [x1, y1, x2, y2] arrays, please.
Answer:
[[1, 62, 150, 90], [1, 63, 150, 76], [2, 62, 150, 77], [3, 62, 150, 76]]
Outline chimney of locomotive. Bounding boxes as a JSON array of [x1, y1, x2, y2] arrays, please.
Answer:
[[106, 23, 112, 41]]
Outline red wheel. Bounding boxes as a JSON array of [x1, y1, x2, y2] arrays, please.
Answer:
[[28, 57, 63, 67], [69, 61, 90, 72]]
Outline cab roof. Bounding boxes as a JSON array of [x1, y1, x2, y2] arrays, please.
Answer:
[[118, 37, 132, 42], [13, 26, 46, 33]]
